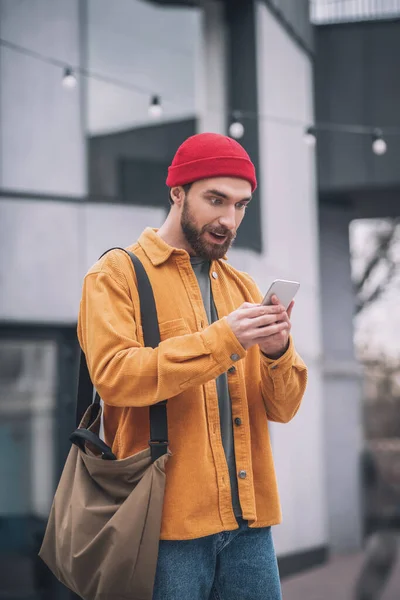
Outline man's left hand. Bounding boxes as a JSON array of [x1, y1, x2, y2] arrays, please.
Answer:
[[257, 295, 294, 359]]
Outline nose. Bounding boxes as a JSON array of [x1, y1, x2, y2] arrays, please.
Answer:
[[218, 206, 236, 231]]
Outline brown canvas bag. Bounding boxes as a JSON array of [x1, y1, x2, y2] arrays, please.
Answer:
[[39, 249, 170, 600]]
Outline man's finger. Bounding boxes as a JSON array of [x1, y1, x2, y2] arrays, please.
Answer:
[[252, 321, 290, 339], [287, 300, 295, 319], [277, 312, 290, 326], [251, 312, 289, 329], [240, 303, 284, 316], [241, 302, 258, 308]]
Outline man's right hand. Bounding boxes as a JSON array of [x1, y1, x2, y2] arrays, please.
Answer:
[[225, 302, 290, 350]]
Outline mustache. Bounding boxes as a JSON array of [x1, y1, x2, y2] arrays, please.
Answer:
[[205, 227, 236, 239]]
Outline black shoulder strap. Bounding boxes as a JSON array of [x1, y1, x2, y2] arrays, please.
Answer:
[[75, 247, 168, 462]]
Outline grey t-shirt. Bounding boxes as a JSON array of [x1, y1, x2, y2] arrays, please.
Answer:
[[190, 257, 241, 517]]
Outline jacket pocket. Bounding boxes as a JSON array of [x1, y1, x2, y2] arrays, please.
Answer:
[[158, 318, 191, 341]]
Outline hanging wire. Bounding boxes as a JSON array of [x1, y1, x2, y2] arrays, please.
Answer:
[[0, 37, 164, 97], [1, 36, 400, 139]]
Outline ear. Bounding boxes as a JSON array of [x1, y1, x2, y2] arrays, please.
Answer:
[[170, 186, 185, 207]]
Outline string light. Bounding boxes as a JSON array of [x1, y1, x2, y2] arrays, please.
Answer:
[[0, 37, 397, 155], [62, 67, 77, 89], [229, 112, 245, 139], [372, 128, 387, 155], [148, 95, 163, 118], [304, 126, 317, 147]]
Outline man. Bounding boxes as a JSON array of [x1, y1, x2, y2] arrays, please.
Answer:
[[78, 133, 307, 599]]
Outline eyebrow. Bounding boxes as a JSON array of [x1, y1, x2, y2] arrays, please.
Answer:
[[203, 189, 252, 203]]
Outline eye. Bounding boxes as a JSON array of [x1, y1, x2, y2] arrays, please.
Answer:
[[236, 202, 248, 210], [210, 197, 223, 206]]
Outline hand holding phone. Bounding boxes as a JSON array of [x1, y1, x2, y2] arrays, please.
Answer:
[[225, 279, 299, 357], [256, 279, 299, 358]]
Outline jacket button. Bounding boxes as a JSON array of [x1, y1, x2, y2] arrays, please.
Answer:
[[230, 353, 240, 362], [228, 366, 236, 374], [234, 417, 242, 426], [238, 470, 247, 479], [212, 271, 218, 279]]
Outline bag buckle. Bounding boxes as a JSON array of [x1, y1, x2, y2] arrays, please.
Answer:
[[101, 449, 117, 461]]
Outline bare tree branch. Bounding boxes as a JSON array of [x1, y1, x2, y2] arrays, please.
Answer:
[[353, 228, 395, 293], [355, 260, 397, 314], [354, 219, 399, 315]]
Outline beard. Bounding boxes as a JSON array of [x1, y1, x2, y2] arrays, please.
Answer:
[[180, 197, 236, 260]]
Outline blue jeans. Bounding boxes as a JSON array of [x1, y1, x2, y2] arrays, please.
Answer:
[[152, 519, 282, 600]]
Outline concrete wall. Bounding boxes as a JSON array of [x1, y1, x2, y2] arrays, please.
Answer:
[[265, 0, 313, 51], [228, 1, 326, 557], [314, 18, 400, 552], [87, 0, 200, 135], [0, 0, 86, 196], [196, 0, 227, 134], [319, 203, 364, 552], [315, 20, 400, 192], [0, 198, 165, 322], [0, 0, 327, 560], [0, 0, 195, 319]]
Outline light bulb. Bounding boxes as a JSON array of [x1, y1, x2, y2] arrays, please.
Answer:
[[304, 126, 316, 147], [149, 95, 162, 118], [372, 136, 387, 155], [229, 121, 245, 139], [62, 67, 77, 89]]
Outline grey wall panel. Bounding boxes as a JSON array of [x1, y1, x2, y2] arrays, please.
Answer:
[[324, 188, 400, 220], [86, 0, 200, 135], [319, 202, 363, 552], [265, 0, 313, 52], [225, 0, 262, 252], [0, 199, 167, 323], [0, 200, 82, 322], [271, 360, 327, 553], [197, 0, 227, 135], [255, 2, 326, 557], [315, 21, 400, 192], [83, 204, 166, 271], [0, 0, 86, 196], [319, 203, 359, 358], [352, 188, 400, 219], [323, 374, 363, 552]]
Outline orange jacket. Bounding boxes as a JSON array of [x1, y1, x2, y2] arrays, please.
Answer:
[[77, 228, 308, 540]]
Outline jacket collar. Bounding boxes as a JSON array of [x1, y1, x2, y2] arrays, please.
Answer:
[[138, 228, 227, 266]]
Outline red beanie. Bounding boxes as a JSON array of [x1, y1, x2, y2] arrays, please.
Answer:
[[166, 132, 257, 192]]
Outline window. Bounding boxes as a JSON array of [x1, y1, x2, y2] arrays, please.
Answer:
[[86, 0, 201, 206], [0, 340, 57, 596], [311, 0, 400, 25]]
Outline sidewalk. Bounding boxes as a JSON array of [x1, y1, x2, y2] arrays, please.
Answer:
[[281, 545, 400, 600]]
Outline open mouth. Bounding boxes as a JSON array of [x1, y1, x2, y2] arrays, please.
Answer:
[[206, 231, 228, 244]]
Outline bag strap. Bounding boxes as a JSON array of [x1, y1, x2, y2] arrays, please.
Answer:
[[75, 247, 168, 463]]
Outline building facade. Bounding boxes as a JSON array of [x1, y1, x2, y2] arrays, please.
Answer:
[[0, 0, 327, 597]]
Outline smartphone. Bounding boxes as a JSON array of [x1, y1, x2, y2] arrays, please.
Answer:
[[261, 279, 300, 309]]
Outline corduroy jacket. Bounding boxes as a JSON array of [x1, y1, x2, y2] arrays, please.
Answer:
[[77, 228, 308, 540]]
